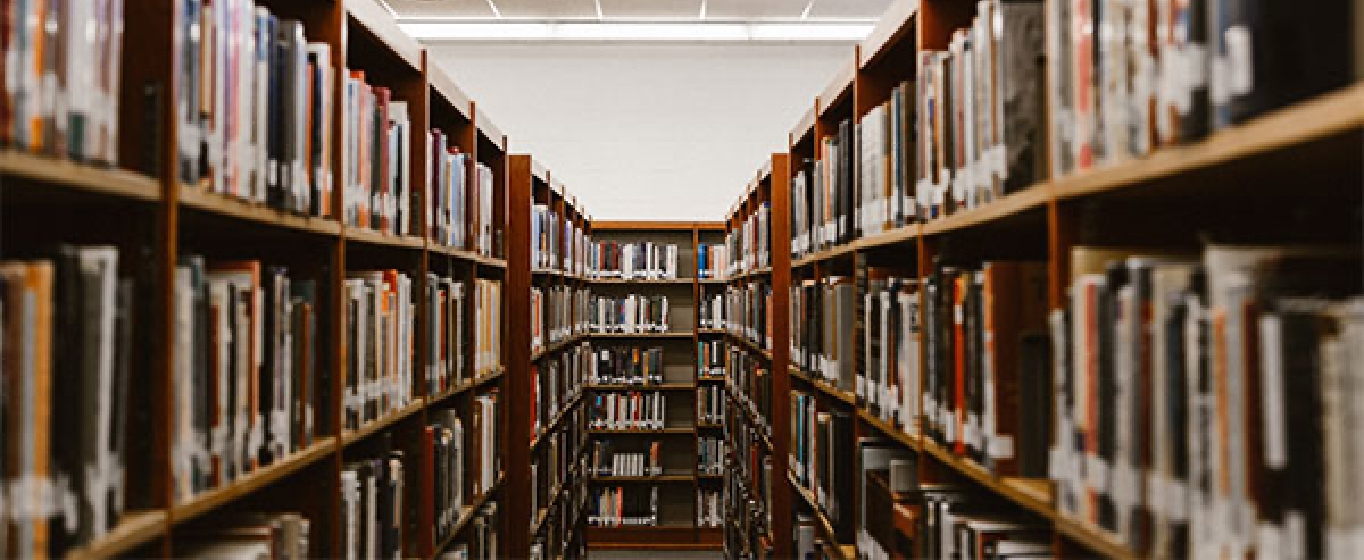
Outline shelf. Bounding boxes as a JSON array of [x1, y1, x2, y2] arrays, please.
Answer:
[[856, 408, 919, 452], [343, 399, 427, 445], [432, 473, 505, 559], [426, 63, 473, 121], [588, 427, 694, 435], [697, 278, 728, 285], [0, 151, 161, 202], [696, 328, 728, 335], [428, 367, 504, 403], [530, 333, 588, 362], [728, 266, 772, 281], [787, 472, 851, 556], [697, 423, 724, 430], [921, 185, 1050, 237], [788, 367, 857, 406], [345, 0, 423, 71], [586, 331, 694, 339], [588, 277, 694, 285], [427, 242, 506, 267], [344, 227, 425, 250], [586, 383, 696, 392], [171, 437, 339, 525], [63, 509, 166, 560], [177, 187, 342, 237], [530, 392, 584, 451], [818, 60, 856, 117], [726, 332, 773, 362], [859, 0, 919, 69], [1052, 81, 1364, 202]]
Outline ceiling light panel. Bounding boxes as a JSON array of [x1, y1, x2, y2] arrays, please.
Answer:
[[400, 21, 872, 41]]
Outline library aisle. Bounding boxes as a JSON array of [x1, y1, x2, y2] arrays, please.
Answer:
[[0, 0, 1360, 558]]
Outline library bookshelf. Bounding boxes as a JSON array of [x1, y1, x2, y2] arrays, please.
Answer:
[[575, 221, 727, 550], [4, 0, 516, 558], [723, 0, 1364, 559]]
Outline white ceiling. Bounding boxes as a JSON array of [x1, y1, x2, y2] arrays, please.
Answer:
[[385, 0, 891, 21]]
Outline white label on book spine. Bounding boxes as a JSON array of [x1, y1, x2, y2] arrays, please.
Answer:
[[1286, 511, 1306, 560], [1225, 26, 1254, 96], [1258, 522, 1285, 560], [1086, 455, 1110, 490], [987, 434, 1013, 459], [1259, 315, 1288, 469]]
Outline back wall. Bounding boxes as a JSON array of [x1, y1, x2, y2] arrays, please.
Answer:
[[425, 42, 852, 221]]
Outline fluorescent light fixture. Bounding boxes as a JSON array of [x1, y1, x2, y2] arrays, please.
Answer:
[[400, 21, 873, 42]]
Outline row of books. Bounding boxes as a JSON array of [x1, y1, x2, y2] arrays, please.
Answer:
[[587, 345, 666, 386], [588, 241, 679, 279], [699, 291, 725, 330], [729, 348, 772, 432], [725, 283, 773, 350], [916, 1, 1045, 219], [440, 502, 498, 559], [1046, 0, 1358, 178], [532, 415, 586, 524], [798, 119, 857, 254], [1, 250, 137, 556], [1054, 244, 1361, 558], [917, 486, 1050, 560], [4, 0, 124, 164], [424, 274, 465, 396], [177, 513, 311, 558], [699, 436, 726, 476], [790, 392, 855, 540], [918, 261, 1051, 479], [860, 270, 919, 430], [725, 203, 770, 276], [531, 343, 587, 438], [471, 279, 502, 374], [589, 392, 668, 430], [699, 339, 727, 379], [340, 444, 404, 560], [343, 71, 413, 234], [530, 204, 563, 272], [853, 438, 918, 560], [791, 276, 856, 392], [698, 385, 725, 425], [468, 393, 501, 498], [586, 294, 670, 333], [530, 285, 588, 353], [698, 243, 728, 279], [588, 440, 663, 477], [177, 0, 333, 216], [726, 416, 774, 538], [174, 258, 329, 501], [855, 83, 918, 237], [587, 486, 659, 527], [698, 489, 722, 529], [432, 131, 495, 255], [425, 409, 465, 546], [344, 271, 416, 431]]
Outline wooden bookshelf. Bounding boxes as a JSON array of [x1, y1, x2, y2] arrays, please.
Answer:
[[761, 0, 1364, 558], [2, 0, 517, 557]]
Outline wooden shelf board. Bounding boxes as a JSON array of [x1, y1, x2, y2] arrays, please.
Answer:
[[428, 368, 504, 403], [178, 188, 342, 236], [788, 472, 851, 555], [921, 186, 1050, 237], [586, 383, 696, 392], [171, 437, 338, 525], [344, 227, 425, 250], [727, 332, 774, 361], [590, 220, 701, 231], [696, 328, 728, 335], [64, 509, 166, 560], [345, 0, 423, 71], [588, 427, 694, 435], [788, 367, 857, 406], [426, 63, 473, 120], [856, 408, 918, 451], [433, 474, 505, 559], [588, 277, 694, 285], [427, 242, 506, 267], [586, 331, 695, 339], [859, 0, 918, 68], [792, 242, 859, 267], [852, 224, 921, 250], [697, 278, 728, 285], [792, 105, 817, 144], [697, 423, 724, 430], [530, 333, 588, 362], [0, 151, 161, 202], [530, 392, 584, 451], [344, 399, 426, 446], [474, 109, 505, 145], [1056, 82, 1364, 202]]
